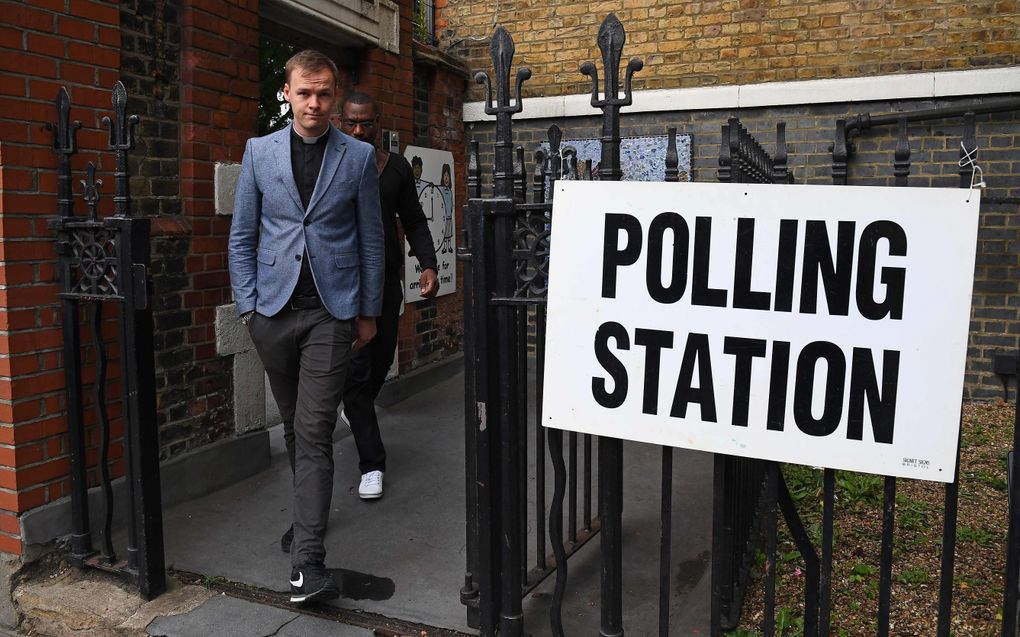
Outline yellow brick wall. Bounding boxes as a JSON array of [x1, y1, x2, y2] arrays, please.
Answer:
[[438, 0, 1020, 100]]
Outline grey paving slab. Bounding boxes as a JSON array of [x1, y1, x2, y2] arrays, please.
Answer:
[[162, 372, 472, 632], [522, 443, 713, 636], [160, 368, 715, 635], [146, 595, 298, 637], [277, 614, 376, 636]]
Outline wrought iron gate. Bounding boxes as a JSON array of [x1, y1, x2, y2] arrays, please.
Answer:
[[49, 83, 165, 599], [460, 12, 1020, 637], [459, 15, 685, 636]]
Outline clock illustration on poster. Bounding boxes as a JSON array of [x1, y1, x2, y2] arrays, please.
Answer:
[[415, 180, 454, 254]]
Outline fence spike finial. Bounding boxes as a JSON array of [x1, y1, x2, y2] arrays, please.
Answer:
[[103, 81, 139, 151], [474, 26, 531, 199], [581, 14, 642, 183], [48, 87, 81, 155], [80, 162, 103, 222], [581, 14, 643, 108], [101, 81, 139, 218], [47, 87, 82, 219]]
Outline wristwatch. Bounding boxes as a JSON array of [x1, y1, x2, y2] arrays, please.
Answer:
[[241, 311, 254, 326]]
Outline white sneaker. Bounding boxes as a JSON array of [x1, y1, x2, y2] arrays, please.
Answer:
[[359, 470, 384, 499]]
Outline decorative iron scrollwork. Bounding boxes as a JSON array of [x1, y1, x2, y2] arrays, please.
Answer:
[[512, 207, 550, 301], [67, 225, 119, 298]]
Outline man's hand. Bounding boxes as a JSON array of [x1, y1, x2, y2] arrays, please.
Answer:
[[419, 268, 440, 298], [354, 316, 377, 351]]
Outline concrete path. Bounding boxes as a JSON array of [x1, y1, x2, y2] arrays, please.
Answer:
[[157, 368, 714, 635], [147, 595, 374, 637]]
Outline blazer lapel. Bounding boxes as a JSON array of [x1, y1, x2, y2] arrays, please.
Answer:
[[274, 128, 303, 211], [306, 127, 347, 216]]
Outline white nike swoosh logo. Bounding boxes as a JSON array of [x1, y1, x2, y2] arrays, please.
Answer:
[[290, 572, 303, 587]]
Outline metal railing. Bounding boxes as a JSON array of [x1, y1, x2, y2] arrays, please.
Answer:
[[459, 13, 1020, 637], [48, 83, 165, 599], [460, 15, 690, 636], [711, 117, 794, 632]]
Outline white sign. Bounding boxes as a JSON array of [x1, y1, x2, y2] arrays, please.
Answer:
[[542, 181, 979, 482], [402, 145, 456, 302]]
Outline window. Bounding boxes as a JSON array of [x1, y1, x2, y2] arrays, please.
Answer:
[[412, 0, 436, 46]]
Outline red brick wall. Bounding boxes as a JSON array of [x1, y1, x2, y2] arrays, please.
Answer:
[[0, 0, 124, 556], [356, 1, 467, 372], [0, 0, 464, 559], [399, 56, 465, 369], [170, 0, 259, 453]]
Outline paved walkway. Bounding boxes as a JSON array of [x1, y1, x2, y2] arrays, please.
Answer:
[[153, 368, 713, 636]]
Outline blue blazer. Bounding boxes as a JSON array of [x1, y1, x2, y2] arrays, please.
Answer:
[[228, 125, 385, 320]]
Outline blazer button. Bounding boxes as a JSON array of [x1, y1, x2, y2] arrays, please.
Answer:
[[303, 219, 310, 226], [294, 254, 301, 261]]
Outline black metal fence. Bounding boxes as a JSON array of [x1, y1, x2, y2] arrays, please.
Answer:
[[459, 15, 698, 636], [711, 117, 794, 633], [461, 12, 1020, 637], [49, 83, 165, 599]]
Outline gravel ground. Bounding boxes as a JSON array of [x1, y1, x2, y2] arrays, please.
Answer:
[[731, 401, 1015, 636]]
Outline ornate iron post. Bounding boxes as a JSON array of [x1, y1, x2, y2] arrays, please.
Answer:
[[47, 88, 92, 564], [580, 13, 641, 637], [472, 26, 530, 637], [103, 82, 165, 598], [50, 82, 165, 599]]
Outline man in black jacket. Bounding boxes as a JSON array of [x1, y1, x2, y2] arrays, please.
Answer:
[[338, 91, 439, 499]]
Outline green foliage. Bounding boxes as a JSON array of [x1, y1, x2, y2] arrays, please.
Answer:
[[258, 37, 295, 136], [895, 567, 933, 586], [895, 494, 933, 533], [775, 607, 804, 636], [971, 469, 1008, 492], [835, 472, 884, 508], [723, 609, 805, 637], [848, 563, 876, 584], [782, 464, 823, 505], [957, 525, 999, 548], [780, 549, 801, 564]]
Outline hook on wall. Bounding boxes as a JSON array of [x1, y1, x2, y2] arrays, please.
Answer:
[[959, 140, 986, 202]]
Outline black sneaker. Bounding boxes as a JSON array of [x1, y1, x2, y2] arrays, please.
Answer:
[[281, 525, 293, 554], [289, 563, 339, 604]]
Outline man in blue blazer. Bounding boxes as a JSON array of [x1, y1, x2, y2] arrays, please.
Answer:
[[228, 49, 385, 604]]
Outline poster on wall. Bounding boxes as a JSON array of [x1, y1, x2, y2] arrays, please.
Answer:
[[402, 145, 456, 303], [542, 181, 980, 482]]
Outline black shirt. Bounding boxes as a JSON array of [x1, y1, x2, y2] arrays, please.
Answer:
[[289, 127, 328, 300], [379, 153, 438, 279]]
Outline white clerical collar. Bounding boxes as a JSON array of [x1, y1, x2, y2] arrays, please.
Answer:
[[292, 125, 329, 145]]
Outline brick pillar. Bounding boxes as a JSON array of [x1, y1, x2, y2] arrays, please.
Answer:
[[357, 0, 467, 373], [177, 0, 259, 447], [0, 0, 123, 556]]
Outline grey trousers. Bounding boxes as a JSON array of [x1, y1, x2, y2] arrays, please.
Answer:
[[248, 306, 353, 568]]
